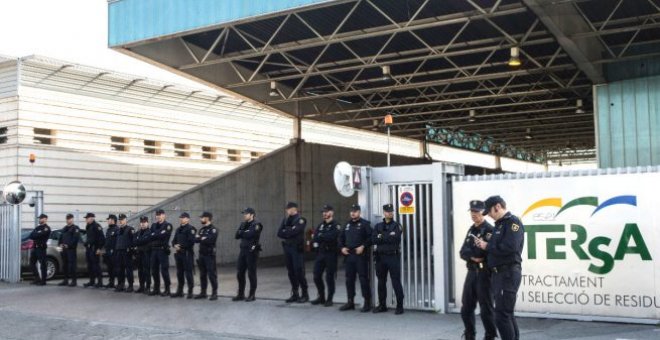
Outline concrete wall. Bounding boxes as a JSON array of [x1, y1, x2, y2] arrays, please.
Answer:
[[132, 141, 426, 264]]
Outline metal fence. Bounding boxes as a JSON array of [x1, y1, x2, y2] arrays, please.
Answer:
[[0, 203, 21, 283]]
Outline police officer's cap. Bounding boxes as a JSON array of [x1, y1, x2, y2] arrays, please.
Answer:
[[65, 213, 74, 219], [38, 214, 48, 219], [483, 195, 506, 215], [382, 203, 394, 212], [468, 200, 485, 212], [118, 213, 127, 220], [107, 214, 117, 221], [84, 212, 95, 218], [179, 212, 190, 219], [241, 207, 256, 215], [139, 216, 149, 223], [155, 209, 165, 215], [321, 204, 334, 212], [350, 204, 361, 212], [200, 211, 213, 220], [286, 202, 298, 209]]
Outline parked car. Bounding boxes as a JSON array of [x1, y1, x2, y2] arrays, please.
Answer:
[[21, 228, 88, 281]]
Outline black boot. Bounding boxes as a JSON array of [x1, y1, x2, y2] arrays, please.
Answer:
[[187, 288, 194, 299], [114, 285, 125, 292], [461, 331, 476, 340], [161, 286, 171, 297], [125, 285, 134, 293], [170, 289, 183, 298], [339, 299, 355, 311], [395, 304, 404, 315], [135, 286, 144, 293], [324, 295, 333, 307], [310, 294, 325, 305], [194, 291, 208, 299], [285, 291, 299, 303], [83, 281, 94, 288], [360, 298, 372, 313], [298, 288, 309, 303], [245, 294, 256, 302], [209, 290, 218, 301], [148, 288, 160, 296], [232, 293, 245, 302], [373, 304, 388, 313], [58, 280, 69, 286], [69, 280, 77, 287]]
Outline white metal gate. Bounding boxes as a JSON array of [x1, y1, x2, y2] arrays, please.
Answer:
[[358, 163, 463, 312], [0, 203, 21, 283]]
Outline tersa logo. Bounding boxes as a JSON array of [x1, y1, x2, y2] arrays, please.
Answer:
[[522, 196, 652, 275]]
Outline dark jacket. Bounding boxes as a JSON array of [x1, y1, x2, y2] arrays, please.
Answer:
[[372, 218, 402, 254], [277, 214, 306, 248], [459, 221, 494, 268], [29, 224, 51, 249], [173, 223, 197, 251], [196, 224, 218, 256], [235, 220, 263, 251], [312, 219, 340, 253], [58, 224, 80, 249], [115, 224, 135, 251], [486, 212, 524, 268], [104, 224, 118, 253], [149, 221, 173, 249], [85, 221, 105, 250], [133, 228, 152, 252], [339, 218, 372, 252]]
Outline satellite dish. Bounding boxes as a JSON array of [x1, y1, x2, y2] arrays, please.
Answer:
[[3, 181, 27, 205], [333, 162, 355, 197]]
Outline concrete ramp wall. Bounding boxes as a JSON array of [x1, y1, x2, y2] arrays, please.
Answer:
[[130, 141, 427, 264]]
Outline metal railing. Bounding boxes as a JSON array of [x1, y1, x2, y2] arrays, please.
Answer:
[[0, 203, 21, 283]]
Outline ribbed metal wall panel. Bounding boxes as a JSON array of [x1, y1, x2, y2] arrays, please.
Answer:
[[595, 74, 660, 168], [108, 0, 335, 46]]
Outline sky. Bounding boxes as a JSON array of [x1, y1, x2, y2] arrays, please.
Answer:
[[0, 0, 214, 90]]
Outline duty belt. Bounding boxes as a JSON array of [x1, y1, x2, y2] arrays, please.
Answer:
[[376, 250, 400, 255], [467, 262, 487, 271], [491, 263, 521, 274]]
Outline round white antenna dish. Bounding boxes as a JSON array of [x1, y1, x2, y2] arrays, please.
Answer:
[[334, 162, 355, 197]]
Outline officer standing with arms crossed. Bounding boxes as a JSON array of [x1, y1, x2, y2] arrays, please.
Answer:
[[114, 214, 135, 293], [476, 196, 524, 340], [277, 202, 309, 303], [28, 214, 51, 285], [310, 205, 340, 307], [57, 214, 80, 287], [134, 216, 152, 294], [83, 213, 105, 288], [172, 212, 196, 299], [149, 209, 173, 297], [338, 204, 373, 312], [195, 212, 219, 301], [103, 214, 119, 289], [372, 204, 405, 315], [460, 201, 497, 340], [232, 207, 262, 302]]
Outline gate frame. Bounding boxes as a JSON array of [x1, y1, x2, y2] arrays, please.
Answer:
[[357, 162, 463, 312]]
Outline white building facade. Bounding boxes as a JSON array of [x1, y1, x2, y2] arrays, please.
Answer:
[[0, 55, 544, 226]]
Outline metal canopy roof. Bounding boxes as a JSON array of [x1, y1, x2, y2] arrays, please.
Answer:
[[111, 0, 660, 163]]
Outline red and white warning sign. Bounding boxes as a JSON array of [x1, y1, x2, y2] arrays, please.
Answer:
[[398, 186, 415, 215]]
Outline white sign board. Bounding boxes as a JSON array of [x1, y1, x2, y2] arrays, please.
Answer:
[[452, 172, 660, 321], [398, 186, 416, 215]]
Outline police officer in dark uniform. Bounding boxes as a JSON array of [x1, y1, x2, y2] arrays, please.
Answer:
[[114, 214, 135, 293], [133, 216, 152, 294], [29, 214, 51, 285], [232, 207, 262, 302], [277, 202, 309, 303], [339, 204, 373, 312], [103, 214, 119, 289], [57, 213, 80, 287], [310, 204, 340, 307], [172, 212, 196, 299], [83, 213, 105, 288], [194, 211, 219, 301], [476, 196, 524, 340], [372, 203, 405, 315], [460, 201, 497, 340], [149, 209, 173, 297]]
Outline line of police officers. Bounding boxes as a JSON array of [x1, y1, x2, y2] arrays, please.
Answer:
[[460, 196, 525, 340], [28, 201, 407, 315]]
